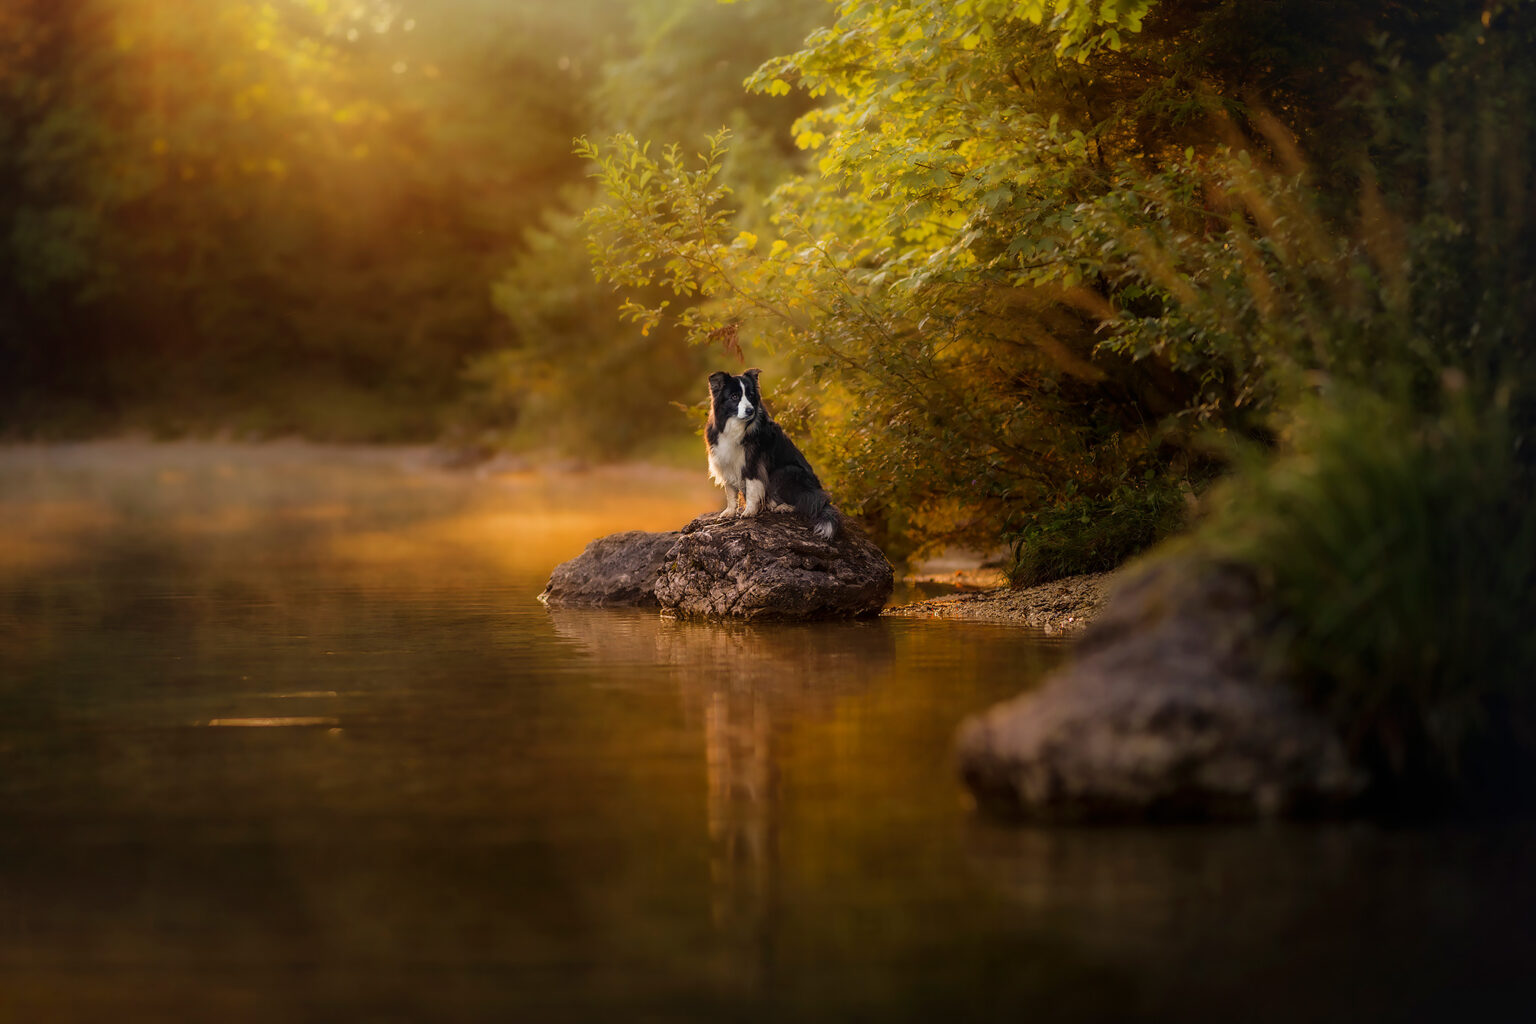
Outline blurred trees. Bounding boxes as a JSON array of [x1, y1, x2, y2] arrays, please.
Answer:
[[461, 0, 827, 458], [0, 0, 829, 450], [0, 0, 613, 438]]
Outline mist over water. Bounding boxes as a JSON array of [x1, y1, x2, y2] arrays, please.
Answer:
[[1, 444, 1532, 1022]]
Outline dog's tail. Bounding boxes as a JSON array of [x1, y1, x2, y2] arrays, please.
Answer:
[[796, 488, 839, 541]]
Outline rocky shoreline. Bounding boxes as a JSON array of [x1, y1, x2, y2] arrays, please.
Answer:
[[882, 572, 1113, 634], [542, 521, 1369, 822], [954, 559, 1366, 821], [887, 560, 1367, 821]]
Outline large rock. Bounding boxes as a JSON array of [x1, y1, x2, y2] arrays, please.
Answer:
[[654, 511, 893, 620], [957, 558, 1366, 821], [539, 529, 678, 608]]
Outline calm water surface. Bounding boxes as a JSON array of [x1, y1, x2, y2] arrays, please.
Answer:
[[1, 443, 1532, 1022]]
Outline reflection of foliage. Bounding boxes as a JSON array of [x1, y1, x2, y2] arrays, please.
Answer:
[[579, 0, 1536, 568]]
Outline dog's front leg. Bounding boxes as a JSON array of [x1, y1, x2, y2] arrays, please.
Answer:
[[741, 478, 766, 516], [718, 486, 740, 519]]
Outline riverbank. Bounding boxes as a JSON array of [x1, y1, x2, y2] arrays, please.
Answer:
[[883, 571, 1114, 634]]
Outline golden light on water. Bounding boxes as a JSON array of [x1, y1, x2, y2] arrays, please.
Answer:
[[0, 443, 720, 686], [0, 500, 118, 574], [204, 717, 341, 727], [3, 439, 1532, 1020], [0, 443, 719, 588]]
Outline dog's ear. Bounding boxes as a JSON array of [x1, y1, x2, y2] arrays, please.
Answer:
[[707, 371, 729, 395], [742, 367, 762, 387]]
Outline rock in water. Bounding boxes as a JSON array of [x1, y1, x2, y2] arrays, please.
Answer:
[[539, 530, 679, 608], [654, 512, 893, 620], [956, 558, 1366, 821]]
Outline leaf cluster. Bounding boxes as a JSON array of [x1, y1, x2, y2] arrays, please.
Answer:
[[462, 0, 827, 459], [577, 0, 1536, 577]]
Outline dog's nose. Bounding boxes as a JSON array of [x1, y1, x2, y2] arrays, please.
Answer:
[[737, 395, 753, 418]]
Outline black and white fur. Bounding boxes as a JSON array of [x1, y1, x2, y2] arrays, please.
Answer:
[[706, 368, 838, 540]]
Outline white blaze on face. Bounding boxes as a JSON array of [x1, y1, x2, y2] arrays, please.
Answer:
[[735, 377, 754, 420]]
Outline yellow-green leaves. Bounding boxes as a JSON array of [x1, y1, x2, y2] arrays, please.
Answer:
[[1013, 1, 1047, 24]]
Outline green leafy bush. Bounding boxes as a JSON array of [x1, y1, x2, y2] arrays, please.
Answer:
[[1008, 479, 1189, 586], [1197, 388, 1536, 803], [577, 0, 1522, 562]]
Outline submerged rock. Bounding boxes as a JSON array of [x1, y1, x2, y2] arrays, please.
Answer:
[[956, 558, 1366, 821], [539, 529, 678, 608], [654, 511, 893, 620]]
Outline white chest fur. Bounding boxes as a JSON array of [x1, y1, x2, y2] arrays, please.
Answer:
[[708, 417, 748, 488]]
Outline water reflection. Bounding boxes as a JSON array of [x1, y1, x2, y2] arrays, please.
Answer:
[[546, 609, 895, 695], [704, 684, 776, 988], [963, 821, 1536, 1023], [204, 716, 341, 727], [2, 443, 1532, 1022], [548, 609, 904, 993]]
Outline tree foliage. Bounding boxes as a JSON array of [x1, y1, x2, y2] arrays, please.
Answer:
[[579, 0, 1536, 563], [1196, 386, 1536, 803], [0, 0, 611, 438], [458, 0, 827, 458]]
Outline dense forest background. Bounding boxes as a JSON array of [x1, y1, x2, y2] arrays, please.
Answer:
[[0, 0, 821, 444], [4, 0, 1533, 576]]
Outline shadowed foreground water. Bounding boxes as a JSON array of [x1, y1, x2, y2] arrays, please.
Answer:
[[1, 443, 1533, 1022]]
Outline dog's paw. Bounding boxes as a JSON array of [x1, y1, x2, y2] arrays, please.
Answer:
[[716, 508, 738, 520]]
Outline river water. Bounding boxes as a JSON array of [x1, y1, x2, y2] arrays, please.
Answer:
[[1, 443, 1532, 1022]]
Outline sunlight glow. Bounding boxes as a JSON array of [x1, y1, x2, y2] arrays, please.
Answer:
[[205, 717, 341, 727]]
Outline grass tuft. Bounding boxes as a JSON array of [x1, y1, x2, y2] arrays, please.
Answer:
[[1197, 386, 1536, 806]]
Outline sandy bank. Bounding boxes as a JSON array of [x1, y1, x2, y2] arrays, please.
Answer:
[[883, 571, 1114, 634]]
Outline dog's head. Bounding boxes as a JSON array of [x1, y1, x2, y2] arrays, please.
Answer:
[[708, 368, 762, 424]]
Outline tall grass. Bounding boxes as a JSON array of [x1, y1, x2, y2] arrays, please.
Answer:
[[1197, 385, 1536, 805], [1102, 5, 1536, 807]]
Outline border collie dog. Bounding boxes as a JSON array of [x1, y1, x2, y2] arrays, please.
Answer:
[[706, 368, 838, 540]]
